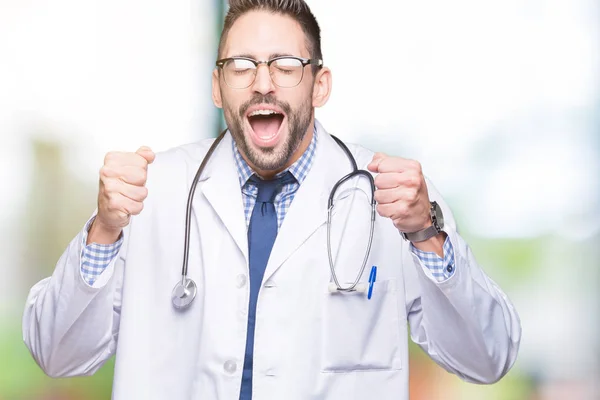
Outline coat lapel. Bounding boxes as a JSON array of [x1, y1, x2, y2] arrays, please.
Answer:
[[187, 122, 363, 282], [193, 133, 249, 264], [263, 122, 354, 283]]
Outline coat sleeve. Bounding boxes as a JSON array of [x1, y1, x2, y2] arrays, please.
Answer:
[[22, 215, 127, 378], [403, 178, 522, 384]]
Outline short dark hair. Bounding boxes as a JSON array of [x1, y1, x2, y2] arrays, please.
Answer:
[[218, 0, 323, 68]]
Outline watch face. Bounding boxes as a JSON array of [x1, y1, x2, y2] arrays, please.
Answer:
[[432, 201, 444, 228]]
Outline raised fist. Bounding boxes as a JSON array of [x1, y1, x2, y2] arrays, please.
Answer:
[[88, 146, 155, 244]]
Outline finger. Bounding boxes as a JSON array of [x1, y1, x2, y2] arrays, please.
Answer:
[[374, 187, 419, 205], [116, 194, 145, 216], [136, 146, 156, 164], [102, 190, 141, 216], [367, 152, 387, 173], [374, 171, 422, 190], [376, 157, 422, 174], [106, 192, 144, 218], [374, 187, 400, 204], [374, 172, 403, 190], [104, 151, 150, 169], [375, 201, 409, 221], [117, 181, 149, 202], [102, 178, 148, 202], [101, 165, 147, 186]]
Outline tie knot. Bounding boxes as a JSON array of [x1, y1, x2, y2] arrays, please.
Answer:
[[249, 171, 296, 203]]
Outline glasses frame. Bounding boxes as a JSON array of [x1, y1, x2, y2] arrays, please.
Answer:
[[215, 56, 324, 89]]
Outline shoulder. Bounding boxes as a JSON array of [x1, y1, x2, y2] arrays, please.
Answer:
[[152, 137, 217, 168], [144, 137, 218, 190], [332, 140, 375, 170]]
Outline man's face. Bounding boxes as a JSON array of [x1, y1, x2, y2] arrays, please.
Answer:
[[213, 11, 317, 173]]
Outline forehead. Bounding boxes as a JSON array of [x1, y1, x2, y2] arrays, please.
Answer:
[[222, 10, 309, 59]]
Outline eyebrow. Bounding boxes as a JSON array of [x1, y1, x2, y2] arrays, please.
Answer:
[[229, 53, 296, 60]]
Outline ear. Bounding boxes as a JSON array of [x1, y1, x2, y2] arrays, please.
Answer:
[[312, 67, 332, 108], [212, 69, 223, 109]]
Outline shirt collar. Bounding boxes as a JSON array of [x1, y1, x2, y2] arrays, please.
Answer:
[[232, 124, 318, 187]]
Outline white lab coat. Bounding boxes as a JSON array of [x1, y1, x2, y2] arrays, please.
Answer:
[[23, 121, 521, 400]]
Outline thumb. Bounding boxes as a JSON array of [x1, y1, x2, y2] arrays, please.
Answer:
[[136, 146, 156, 164], [367, 152, 386, 173]]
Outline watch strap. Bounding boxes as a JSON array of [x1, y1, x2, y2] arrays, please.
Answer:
[[401, 224, 440, 243]]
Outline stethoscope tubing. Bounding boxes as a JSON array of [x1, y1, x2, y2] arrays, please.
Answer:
[[180, 129, 228, 281], [174, 129, 376, 309]]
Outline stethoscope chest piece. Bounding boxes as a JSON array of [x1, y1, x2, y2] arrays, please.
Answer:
[[171, 278, 197, 309]]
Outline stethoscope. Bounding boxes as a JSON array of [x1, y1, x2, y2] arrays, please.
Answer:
[[171, 129, 377, 309]]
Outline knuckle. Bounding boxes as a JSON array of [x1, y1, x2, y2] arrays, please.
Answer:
[[130, 201, 144, 215], [104, 151, 118, 165], [99, 165, 110, 178], [105, 195, 119, 212], [393, 174, 404, 187], [101, 179, 112, 193], [103, 179, 119, 194], [406, 188, 418, 203], [406, 175, 420, 188], [409, 159, 422, 172], [396, 203, 409, 218]]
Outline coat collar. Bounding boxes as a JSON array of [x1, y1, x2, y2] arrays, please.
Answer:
[[192, 120, 357, 281]]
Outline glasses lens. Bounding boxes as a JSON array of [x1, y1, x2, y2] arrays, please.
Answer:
[[223, 59, 256, 89], [270, 58, 304, 88]]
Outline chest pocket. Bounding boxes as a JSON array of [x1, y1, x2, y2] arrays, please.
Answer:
[[320, 278, 402, 372]]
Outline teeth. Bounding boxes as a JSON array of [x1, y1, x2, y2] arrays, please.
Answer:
[[249, 109, 280, 117]]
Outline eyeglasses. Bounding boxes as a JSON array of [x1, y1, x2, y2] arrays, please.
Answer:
[[216, 56, 323, 89]]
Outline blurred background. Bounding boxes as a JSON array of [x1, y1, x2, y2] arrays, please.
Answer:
[[1, 0, 598, 398]]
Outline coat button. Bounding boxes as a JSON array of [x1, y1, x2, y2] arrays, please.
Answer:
[[224, 360, 237, 374], [447, 265, 453, 272], [236, 274, 247, 288]]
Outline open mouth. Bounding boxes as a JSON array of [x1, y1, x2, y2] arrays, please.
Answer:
[[246, 108, 286, 147]]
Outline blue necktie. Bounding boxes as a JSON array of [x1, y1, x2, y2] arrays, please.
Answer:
[[239, 171, 296, 400]]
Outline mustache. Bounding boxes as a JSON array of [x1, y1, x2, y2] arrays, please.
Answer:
[[239, 94, 292, 117]]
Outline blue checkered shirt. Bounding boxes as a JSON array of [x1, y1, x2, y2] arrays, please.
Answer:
[[81, 128, 455, 285]]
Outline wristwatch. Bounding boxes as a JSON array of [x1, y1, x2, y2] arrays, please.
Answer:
[[401, 201, 444, 243]]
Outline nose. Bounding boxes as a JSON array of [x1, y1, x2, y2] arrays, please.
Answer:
[[251, 63, 275, 95]]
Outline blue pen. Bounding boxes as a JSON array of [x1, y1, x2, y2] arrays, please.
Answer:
[[367, 265, 377, 300]]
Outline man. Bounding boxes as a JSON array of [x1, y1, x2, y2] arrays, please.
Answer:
[[23, 0, 521, 399]]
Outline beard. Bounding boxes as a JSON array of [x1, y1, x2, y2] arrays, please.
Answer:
[[223, 93, 313, 172]]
